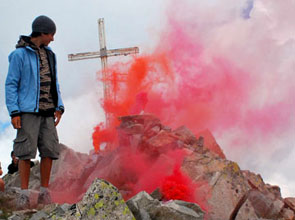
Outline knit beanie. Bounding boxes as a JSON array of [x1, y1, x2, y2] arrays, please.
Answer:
[[32, 15, 56, 34]]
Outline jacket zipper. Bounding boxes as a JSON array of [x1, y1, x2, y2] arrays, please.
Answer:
[[34, 52, 40, 112]]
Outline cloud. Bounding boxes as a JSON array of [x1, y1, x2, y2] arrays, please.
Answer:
[[0, 127, 15, 175], [0, 121, 10, 133]]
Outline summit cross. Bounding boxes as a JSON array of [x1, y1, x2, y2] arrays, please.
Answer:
[[68, 18, 139, 126]]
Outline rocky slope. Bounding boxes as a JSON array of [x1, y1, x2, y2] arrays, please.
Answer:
[[1, 114, 295, 220]]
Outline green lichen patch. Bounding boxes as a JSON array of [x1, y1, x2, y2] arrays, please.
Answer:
[[87, 207, 96, 216]]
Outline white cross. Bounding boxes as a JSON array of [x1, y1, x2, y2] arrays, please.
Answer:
[[68, 18, 139, 126]]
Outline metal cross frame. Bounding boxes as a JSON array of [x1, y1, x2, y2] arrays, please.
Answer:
[[68, 18, 139, 126]]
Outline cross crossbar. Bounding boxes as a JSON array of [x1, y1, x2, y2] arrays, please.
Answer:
[[68, 47, 139, 61]]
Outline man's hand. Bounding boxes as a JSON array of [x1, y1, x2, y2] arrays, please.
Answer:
[[11, 116, 21, 129], [54, 110, 62, 126]]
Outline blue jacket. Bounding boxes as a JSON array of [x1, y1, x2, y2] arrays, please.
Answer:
[[5, 37, 64, 117]]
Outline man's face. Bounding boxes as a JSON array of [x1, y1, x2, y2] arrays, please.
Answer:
[[12, 154, 19, 164], [41, 33, 55, 46]]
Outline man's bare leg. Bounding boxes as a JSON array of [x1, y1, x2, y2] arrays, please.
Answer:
[[19, 159, 31, 189], [40, 157, 52, 187], [0, 179, 4, 192], [38, 157, 53, 205], [17, 159, 31, 209]]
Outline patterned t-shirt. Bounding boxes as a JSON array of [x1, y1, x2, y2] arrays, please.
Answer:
[[37, 47, 55, 111]]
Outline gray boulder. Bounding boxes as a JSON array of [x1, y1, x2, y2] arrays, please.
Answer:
[[74, 178, 135, 220], [126, 191, 204, 220]]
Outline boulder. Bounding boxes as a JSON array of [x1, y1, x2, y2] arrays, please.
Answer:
[[126, 191, 204, 220], [247, 190, 283, 219], [0, 187, 39, 210], [281, 208, 295, 220], [144, 130, 182, 155], [149, 201, 203, 220], [173, 126, 198, 146], [74, 178, 135, 220], [284, 197, 295, 212]]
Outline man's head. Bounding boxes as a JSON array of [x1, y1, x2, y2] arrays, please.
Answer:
[[31, 15, 56, 46], [11, 151, 19, 164], [32, 15, 56, 34]]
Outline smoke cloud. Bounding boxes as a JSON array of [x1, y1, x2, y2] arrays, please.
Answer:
[[50, 0, 295, 204], [92, 0, 295, 197]]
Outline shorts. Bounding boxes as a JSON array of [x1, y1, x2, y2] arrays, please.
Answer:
[[13, 113, 60, 160]]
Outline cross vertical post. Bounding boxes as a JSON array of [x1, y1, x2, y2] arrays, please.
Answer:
[[98, 18, 110, 126], [68, 18, 139, 127]]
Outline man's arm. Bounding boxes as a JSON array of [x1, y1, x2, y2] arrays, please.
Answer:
[[53, 54, 64, 126], [6, 50, 23, 126]]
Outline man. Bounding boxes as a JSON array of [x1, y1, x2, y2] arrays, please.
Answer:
[[7, 150, 19, 174], [8, 151, 34, 175], [5, 15, 64, 209]]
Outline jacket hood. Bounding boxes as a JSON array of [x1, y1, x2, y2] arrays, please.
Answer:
[[16, 35, 37, 49]]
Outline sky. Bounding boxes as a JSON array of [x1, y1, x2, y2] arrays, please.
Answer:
[[0, 0, 294, 198]]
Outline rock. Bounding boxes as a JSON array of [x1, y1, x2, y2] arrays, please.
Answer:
[[173, 200, 204, 215], [0, 187, 40, 210], [281, 208, 294, 220], [126, 191, 204, 220], [243, 170, 282, 201], [50, 144, 92, 204], [265, 184, 281, 200], [75, 178, 135, 220], [144, 130, 181, 155], [118, 114, 162, 137], [8, 209, 38, 220], [127, 191, 160, 219], [196, 129, 225, 159], [29, 210, 48, 220], [54, 203, 72, 216], [248, 190, 283, 219], [208, 171, 256, 220], [284, 197, 295, 212], [8, 215, 22, 220], [173, 126, 198, 145], [149, 200, 203, 220], [137, 209, 151, 220], [150, 188, 162, 200]]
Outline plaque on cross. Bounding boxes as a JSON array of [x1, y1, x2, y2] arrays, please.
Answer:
[[68, 18, 139, 126]]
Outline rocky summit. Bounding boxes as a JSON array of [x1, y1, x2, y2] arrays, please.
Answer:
[[1, 114, 294, 220]]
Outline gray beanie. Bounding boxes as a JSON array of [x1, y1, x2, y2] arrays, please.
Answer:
[[32, 15, 56, 34]]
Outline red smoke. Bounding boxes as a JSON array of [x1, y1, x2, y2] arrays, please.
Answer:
[[93, 4, 294, 150], [52, 0, 294, 211], [160, 165, 196, 202], [89, 0, 294, 209]]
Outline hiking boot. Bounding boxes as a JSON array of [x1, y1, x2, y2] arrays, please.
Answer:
[[37, 189, 52, 205], [16, 193, 30, 210]]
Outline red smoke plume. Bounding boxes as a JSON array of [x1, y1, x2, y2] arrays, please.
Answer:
[[52, 0, 294, 210], [160, 165, 196, 202], [90, 0, 294, 208]]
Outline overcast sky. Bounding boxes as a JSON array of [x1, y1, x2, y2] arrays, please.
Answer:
[[0, 0, 294, 198]]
